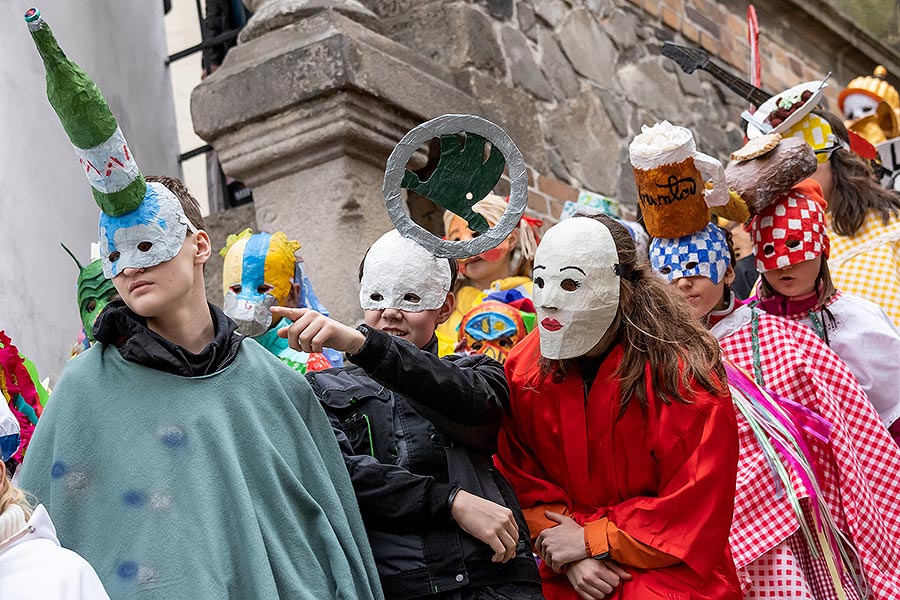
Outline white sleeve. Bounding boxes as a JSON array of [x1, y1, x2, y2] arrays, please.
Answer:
[[829, 297, 900, 427]]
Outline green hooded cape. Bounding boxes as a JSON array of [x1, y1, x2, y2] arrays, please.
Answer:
[[19, 340, 383, 600]]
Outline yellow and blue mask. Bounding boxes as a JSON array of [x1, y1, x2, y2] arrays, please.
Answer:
[[221, 229, 301, 337]]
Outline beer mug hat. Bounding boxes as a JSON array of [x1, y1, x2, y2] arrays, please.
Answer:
[[629, 121, 727, 239], [25, 7, 193, 279]]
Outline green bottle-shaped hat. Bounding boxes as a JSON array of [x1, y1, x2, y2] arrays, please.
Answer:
[[25, 7, 146, 216]]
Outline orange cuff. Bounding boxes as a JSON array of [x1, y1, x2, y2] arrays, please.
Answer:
[[608, 522, 681, 569], [583, 518, 610, 557], [521, 503, 571, 544]]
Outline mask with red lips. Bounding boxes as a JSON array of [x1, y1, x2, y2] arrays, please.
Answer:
[[532, 218, 621, 360]]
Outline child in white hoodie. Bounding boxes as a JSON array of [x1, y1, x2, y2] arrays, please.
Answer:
[[0, 459, 110, 600]]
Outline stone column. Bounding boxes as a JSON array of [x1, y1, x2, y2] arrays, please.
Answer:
[[191, 0, 542, 323]]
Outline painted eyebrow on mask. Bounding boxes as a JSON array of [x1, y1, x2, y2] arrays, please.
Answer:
[[533, 265, 546, 271], [560, 266, 586, 275]]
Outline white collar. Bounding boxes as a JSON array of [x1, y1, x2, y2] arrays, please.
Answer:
[[710, 303, 753, 340]]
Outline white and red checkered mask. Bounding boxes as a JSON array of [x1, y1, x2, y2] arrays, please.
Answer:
[[751, 182, 830, 272]]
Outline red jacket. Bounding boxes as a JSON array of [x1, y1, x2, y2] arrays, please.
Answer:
[[495, 332, 741, 599]]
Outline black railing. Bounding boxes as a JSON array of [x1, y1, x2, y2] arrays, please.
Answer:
[[168, 0, 244, 163]]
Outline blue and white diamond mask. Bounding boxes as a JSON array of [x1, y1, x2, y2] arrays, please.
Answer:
[[99, 181, 196, 278], [650, 223, 731, 285]]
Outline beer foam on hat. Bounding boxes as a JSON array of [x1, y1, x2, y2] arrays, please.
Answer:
[[629, 121, 695, 169]]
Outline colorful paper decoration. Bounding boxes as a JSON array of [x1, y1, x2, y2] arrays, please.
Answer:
[[630, 121, 727, 239], [383, 114, 527, 259]]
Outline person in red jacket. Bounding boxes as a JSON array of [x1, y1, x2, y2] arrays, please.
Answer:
[[495, 214, 742, 600]]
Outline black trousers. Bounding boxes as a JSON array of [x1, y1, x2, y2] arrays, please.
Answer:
[[433, 582, 544, 600]]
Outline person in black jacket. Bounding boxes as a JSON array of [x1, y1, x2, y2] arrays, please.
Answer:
[[273, 230, 543, 600]]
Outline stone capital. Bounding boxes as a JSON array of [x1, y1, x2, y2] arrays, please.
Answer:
[[240, 0, 379, 42]]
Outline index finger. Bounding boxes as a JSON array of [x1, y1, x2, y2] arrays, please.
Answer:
[[271, 306, 308, 324]]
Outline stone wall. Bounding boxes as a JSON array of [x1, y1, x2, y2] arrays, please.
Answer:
[[354, 0, 900, 224], [195, 0, 900, 320]]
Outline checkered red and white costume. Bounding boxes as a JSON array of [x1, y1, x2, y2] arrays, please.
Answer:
[[712, 303, 900, 598]]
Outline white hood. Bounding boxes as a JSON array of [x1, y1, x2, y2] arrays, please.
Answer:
[[0, 504, 110, 599]]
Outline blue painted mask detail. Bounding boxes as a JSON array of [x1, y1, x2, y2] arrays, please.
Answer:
[[464, 311, 519, 341], [98, 182, 191, 278], [650, 223, 731, 285]]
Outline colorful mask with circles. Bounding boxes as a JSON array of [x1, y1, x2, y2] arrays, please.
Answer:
[[458, 300, 530, 364], [221, 229, 301, 337], [650, 223, 731, 285]]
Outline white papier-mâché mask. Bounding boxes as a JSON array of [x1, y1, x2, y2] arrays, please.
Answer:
[[359, 230, 452, 312], [533, 217, 621, 360], [99, 181, 194, 278]]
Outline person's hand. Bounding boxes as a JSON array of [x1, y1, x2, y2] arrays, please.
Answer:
[[535, 511, 588, 572], [272, 307, 366, 354], [200, 63, 219, 80], [450, 490, 519, 563], [565, 557, 632, 600]]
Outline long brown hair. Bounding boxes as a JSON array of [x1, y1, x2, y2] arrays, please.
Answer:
[[816, 112, 900, 237], [540, 214, 727, 412]]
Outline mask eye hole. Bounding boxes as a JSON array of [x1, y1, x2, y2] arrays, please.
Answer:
[[560, 278, 580, 292], [230, 284, 242, 294], [137, 241, 153, 252], [683, 261, 698, 270], [83, 299, 97, 313], [659, 266, 672, 275], [763, 243, 776, 256], [108, 251, 121, 262], [785, 239, 801, 249], [257, 284, 274, 295], [471, 341, 483, 351], [534, 277, 544, 289], [370, 293, 384, 302], [499, 337, 514, 348], [403, 293, 421, 303]]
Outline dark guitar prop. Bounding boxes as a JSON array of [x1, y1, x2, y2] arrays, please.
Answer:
[[661, 42, 774, 108]]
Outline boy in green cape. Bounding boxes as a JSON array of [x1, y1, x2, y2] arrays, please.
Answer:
[[18, 9, 383, 599]]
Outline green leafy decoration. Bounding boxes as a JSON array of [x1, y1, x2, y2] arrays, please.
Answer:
[[401, 133, 505, 233]]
